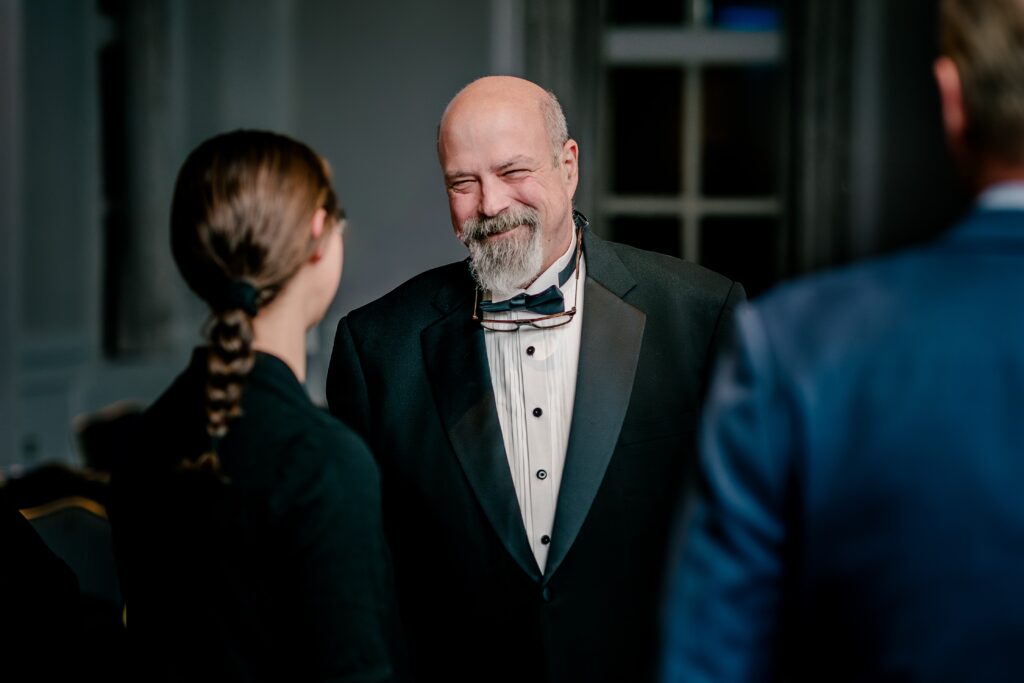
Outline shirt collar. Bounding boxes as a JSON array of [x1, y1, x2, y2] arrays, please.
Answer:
[[976, 181, 1024, 211]]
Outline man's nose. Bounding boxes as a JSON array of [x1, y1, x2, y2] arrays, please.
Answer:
[[478, 177, 511, 217]]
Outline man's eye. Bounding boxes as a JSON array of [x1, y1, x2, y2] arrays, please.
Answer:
[[449, 179, 474, 191], [504, 169, 528, 178]]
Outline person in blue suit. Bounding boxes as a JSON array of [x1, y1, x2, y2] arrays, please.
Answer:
[[660, 1, 1024, 681]]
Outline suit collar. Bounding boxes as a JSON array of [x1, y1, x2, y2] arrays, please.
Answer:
[[421, 288, 543, 582], [543, 267, 645, 582], [431, 259, 475, 314], [422, 225, 646, 584], [580, 225, 637, 300]]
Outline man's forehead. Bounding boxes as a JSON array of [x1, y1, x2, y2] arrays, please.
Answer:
[[444, 96, 544, 134], [441, 105, 547, 158]]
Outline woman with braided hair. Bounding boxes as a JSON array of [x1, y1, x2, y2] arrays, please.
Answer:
[[110, 130, 399, 682]]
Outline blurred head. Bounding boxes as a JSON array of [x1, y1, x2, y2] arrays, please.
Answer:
[[171, 130, 342, 446], [438, 76, 578, 294], [936, 0, 1024, 184]]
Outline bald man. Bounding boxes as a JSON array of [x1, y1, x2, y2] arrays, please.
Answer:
[[327, 76, 745, 683]]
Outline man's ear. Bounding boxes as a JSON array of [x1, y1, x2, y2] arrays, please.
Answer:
[[935, 56, 967, 150], [561, 138, 579, 197]]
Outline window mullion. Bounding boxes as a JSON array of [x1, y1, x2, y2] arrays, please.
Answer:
[[682, 65, 702, 262]]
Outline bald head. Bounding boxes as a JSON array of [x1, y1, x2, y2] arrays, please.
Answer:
[[439, 76, 569, 163]]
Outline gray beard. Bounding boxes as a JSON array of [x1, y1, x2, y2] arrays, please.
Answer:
[[461, 207, 543, 294]]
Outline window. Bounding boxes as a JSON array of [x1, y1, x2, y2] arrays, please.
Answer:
[[599, 0, 785, 296]]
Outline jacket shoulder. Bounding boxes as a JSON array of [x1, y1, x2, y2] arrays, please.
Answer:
[[344, 260, 469, 332], [602, 238, 738, 303]]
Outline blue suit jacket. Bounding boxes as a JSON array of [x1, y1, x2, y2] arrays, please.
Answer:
[[661, 207, 1024, 683]]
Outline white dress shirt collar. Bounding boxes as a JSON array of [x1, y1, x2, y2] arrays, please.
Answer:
[[977, 180, 1024, 210]]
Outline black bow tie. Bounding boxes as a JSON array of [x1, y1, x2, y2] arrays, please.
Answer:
[[478, 285, 565, 314], [479, 238, 580, 315]]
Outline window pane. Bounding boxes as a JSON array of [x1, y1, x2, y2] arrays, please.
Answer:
[[700, 216, 777, 297], [607, 0, 686, 26], [701, 66, 781, 197], [609, 68, 683, 196], [609, 216, 681, 257], [710, 0, 781, 30]]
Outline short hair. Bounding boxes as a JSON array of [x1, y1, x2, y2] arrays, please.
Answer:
[[541, 88, 570, 162], [940, 0, 1024, 163]]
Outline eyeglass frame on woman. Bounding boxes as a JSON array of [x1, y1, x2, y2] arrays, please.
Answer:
[[471, 225, 584, 331]]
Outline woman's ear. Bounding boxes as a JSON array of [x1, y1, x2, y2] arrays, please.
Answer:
[[309, 208, 328, 262]]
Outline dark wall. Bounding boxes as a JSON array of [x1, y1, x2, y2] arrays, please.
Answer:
[[2, 0, 495, 466], [787, 0, 968, 279], [872, 0, 967, 255]]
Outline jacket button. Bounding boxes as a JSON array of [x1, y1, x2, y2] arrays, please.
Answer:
[[542, 586, 552, 602]]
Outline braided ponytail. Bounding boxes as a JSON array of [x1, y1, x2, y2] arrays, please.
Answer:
[[198, 307, 255, 469], [170, 130, 340, 474]]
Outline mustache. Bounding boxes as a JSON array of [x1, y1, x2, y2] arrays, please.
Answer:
[[461, 208, 540, 243]]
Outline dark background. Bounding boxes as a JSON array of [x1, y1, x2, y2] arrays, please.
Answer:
[[0, 0, 965, 469]]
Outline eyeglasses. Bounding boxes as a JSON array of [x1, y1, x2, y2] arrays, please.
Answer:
[[472, 227, 582, 332]]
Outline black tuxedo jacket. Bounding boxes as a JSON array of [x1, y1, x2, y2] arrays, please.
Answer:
[[327, 230, 744, 683]]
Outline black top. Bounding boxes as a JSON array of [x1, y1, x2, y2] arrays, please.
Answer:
[[111, 350, 397, 682]]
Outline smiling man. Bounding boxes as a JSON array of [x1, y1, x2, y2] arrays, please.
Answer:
[[327, 76, 745, 683]]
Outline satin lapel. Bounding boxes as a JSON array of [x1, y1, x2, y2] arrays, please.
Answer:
[[544, 236, 646, 583], [421, 289, 542, 583]]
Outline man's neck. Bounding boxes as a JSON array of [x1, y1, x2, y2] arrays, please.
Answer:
[[518, 228, 576, 296], [518, 217, 575, 291]]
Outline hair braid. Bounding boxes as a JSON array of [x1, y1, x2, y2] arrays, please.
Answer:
[[183, 307, 255, 476], [204, 307, 256, 459]]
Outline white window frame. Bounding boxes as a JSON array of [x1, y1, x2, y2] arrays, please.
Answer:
[[599, 1, 782, 262]]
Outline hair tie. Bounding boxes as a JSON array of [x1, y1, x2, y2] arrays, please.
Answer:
[[217, 279, 260, 317]]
